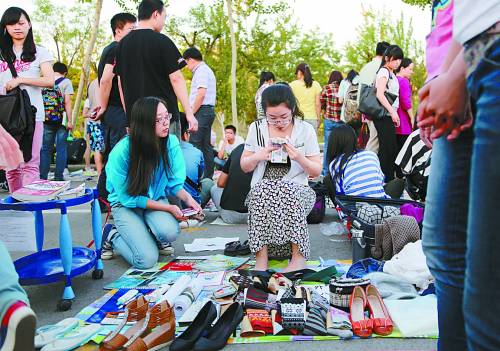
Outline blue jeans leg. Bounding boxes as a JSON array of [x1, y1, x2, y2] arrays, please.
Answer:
[[322, 119, 342, 176], [421, 133, 472, 351], [463, 37, 500, 351], [0, 242, 29, 318], [112, 199, 180, 269], [54, 126, 68, 180], [39, 125, 56, 180]]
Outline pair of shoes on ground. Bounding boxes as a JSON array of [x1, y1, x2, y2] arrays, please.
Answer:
[[100, 296, 175, 351], [349, 284, 393, 338], [101, 224, 175, 260], [224, 240, 250, 256], [170, 301, 243, 351], [0, 301, 36, 351], [35, 317, 101, 351]]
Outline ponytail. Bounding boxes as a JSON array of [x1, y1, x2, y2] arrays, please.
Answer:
[[295, 62, 313, 88]]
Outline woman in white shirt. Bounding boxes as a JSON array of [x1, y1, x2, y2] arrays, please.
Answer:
[[241, 84, 321, 272], [374, 45, 403, 182], [0, 7, 54, 192]]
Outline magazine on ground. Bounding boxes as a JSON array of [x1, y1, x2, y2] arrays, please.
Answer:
[[12, 180, 71, 202]]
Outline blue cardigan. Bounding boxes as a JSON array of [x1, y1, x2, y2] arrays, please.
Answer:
[[106, 135, 186, 209]]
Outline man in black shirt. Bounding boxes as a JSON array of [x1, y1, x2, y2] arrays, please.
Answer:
[[94, 12, 136, 151], [113, 0, 198, 137], [210, 144, 252, 224]]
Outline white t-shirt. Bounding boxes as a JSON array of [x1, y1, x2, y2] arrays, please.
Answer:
[[454, 1, 500, 44], [244, 118, 320, 187], [376, 67, 400, 109], [0, 46, 53, 122], [218, 135, 244, 156]]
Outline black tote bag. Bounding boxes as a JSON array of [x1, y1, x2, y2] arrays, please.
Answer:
[[0, 53, 36, 162], [358, 84, 397, 120]]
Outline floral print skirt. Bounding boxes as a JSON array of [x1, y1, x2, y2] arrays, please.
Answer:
[[247, 163, 316, 259]]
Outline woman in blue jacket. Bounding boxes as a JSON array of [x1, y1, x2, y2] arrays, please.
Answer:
[[103, 97, 202, 269]]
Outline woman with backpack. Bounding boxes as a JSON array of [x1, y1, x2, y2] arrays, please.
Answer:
[[290, 62, 322, 133], [320, 70, 343, 176], [374, 45, 403, 182], [241, 84, 321, 272], [0, 7, 54, 192], [101, 97, 202, 269], [338, 69, 360, 122]]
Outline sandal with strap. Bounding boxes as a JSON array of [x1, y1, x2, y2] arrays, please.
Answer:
[[365, 284, 393, 336], [349, 285, 373, 338], [99, 296, 149, 351], [123, 301, 175, 351]]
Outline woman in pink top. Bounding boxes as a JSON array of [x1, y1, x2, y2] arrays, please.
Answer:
[[395, 58, 414, 153]]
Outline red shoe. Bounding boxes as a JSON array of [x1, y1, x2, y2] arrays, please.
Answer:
[[365, 284, 393, 336], [349, 285, 373, 338], [0, 301, 36, 351]]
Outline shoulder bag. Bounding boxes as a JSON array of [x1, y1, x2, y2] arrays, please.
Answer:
[[358, 68, 397, 120]]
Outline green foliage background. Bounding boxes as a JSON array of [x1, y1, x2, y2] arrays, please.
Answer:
[[30, 0, 429, 135]]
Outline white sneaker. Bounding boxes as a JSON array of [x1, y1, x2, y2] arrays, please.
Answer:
[[179, 219, 203, 229], [101, 224, 118, 260], [156, 241, 174, 256]]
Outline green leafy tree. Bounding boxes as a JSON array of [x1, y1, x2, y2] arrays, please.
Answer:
[[401, 0, 432, 9]]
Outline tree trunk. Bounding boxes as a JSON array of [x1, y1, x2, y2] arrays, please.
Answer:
[[226, 0, 238, 128], [70, 0, 103, 125]]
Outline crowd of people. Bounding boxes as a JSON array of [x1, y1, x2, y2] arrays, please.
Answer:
[[0, 0, 499, 350]]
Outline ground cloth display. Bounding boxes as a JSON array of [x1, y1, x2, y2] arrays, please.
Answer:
[[67, 255, 437, 349]]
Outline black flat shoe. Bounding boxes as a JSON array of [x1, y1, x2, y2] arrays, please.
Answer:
[[170, 301, 217, 351], [193, 303, 244, 351]]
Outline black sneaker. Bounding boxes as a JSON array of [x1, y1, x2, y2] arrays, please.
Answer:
[[101, 223, 118, 260], [156, 240, 174, 256]]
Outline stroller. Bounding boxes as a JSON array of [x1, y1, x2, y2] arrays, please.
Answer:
[[324, 174, 425, 263]]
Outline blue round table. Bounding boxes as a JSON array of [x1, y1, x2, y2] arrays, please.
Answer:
[[0, 188, 104, 311]]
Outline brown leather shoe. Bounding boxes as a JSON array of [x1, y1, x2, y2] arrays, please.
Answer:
[[99, 295, 149, 351], [123, 301, 175, 351]]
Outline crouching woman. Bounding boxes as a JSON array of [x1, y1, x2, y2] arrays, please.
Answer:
[[241, 84, 321, 272], [105, 97, 202, 269]]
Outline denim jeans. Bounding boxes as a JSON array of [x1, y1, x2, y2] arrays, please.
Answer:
[[111, 198, 180, 269], [39, 124, 68, 181], [0, 241, 29, 319], [422, 36, 500, 351], [322, 119, 343, 176], [190, 106, 215, 179]]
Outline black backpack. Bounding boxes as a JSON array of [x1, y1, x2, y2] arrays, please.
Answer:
[[67, 138, 87, 164]]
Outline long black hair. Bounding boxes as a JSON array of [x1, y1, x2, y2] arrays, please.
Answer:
[[0, 7, 36, 63], [295, 62, 313, 88], [395, 57, 413, 74], [379, 44, 404, 70], [259, 71, 275, 87], [127, 97, 170, 196], [261, 83, 304, 119], [326, 124, 359, 186]]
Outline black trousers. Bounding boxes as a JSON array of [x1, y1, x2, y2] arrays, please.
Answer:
[[190, 105, 216, 179], [373, 116, 397, 182]]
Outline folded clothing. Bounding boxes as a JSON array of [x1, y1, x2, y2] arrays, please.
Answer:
[[364, 272, 418, 300], [279, 298, 307, 331], [372, 215, 420, 260], [247, 309, 273, 334], [400, 203, 424, 223], [327, 307, 353, 339], [303, 307, 327, 336], [244, 286, 278, 311]]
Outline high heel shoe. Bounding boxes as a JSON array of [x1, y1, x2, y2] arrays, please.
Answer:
[[99, 296, 149, 351], [170, 301, 217, 351], [193, 302, 244, 351], [365, 284, 393, 336], [123, 301, 175, 351], [349, 285, 373, 338]]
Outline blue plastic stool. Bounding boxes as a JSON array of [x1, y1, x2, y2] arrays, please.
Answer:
[[0, 188, 104, 311]]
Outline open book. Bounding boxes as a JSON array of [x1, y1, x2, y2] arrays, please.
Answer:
[[12, 180, 71, 202]]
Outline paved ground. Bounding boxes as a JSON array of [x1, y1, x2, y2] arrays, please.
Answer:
[[4, 176, 436, 351]]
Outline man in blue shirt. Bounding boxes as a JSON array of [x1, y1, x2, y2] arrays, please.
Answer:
[[180, 116, 213, 207]]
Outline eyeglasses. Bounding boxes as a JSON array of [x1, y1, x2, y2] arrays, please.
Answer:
[[266, 112, 292, 126], [156, 113, 172, 125]]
